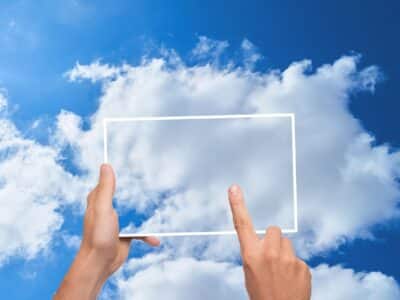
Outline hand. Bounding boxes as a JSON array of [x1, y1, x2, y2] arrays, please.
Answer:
[[55, 164, 160, 300], [228, 184, 311, 300]]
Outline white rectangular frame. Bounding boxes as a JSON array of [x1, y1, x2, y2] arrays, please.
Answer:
[[103, 113, 298, 237]]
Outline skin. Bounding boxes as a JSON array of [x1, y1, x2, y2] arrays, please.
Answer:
[[54, 164, 160, 299], [228, 184, 311, 300], [55, 164, 311, 299]]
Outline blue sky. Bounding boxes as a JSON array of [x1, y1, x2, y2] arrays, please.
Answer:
[[0, 1, 399, 299]]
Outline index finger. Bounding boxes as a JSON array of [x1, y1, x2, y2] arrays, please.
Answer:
[[228, 184, 258, 250]]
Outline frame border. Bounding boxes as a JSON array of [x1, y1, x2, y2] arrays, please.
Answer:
[[103, 113, 298, 237]]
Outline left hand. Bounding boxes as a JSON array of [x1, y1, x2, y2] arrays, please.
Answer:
[[54, 164, 160, 299]]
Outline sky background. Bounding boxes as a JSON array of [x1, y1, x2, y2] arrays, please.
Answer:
[[0, 1, 399, 299]]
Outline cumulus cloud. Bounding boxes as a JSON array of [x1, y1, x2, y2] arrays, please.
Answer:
[[0, 36, 387, 296], [0, 94, 86, 264], [312, 264, 400, 300], [0, 36, 397, 298], [115, 255, 246, 300], [113, 254, 400, 300], [107, 115, 295, 234], [60, 42, 399, 260]]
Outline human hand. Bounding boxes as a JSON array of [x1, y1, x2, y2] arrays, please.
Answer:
[[228, 184, 311, 300], [80, 164, 160, 274], [55, 164, 160, 299]]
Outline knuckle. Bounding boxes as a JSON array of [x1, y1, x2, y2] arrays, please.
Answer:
[[242, 250, 256, 267], [98, 181, 112, 195], [282, 236, 293, 246], [296, 260, 309, 272], [264, 250, 280, 262], [266, 226, 282, 236], [86, 189, 97, 204], [96, 185, 106, 196], [281, 256, 297, 266], [92, 238, 114, 254], [234, 218, 250, 231]]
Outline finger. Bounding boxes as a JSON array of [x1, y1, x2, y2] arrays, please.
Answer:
[[120, 236, 161, 247], [228, 184, 258, 250], [137, 236, 161, 247], [95, 164, 116, 210], [281, 236, 296, 258], [263, 226, 282, 256], [86, 189, 96, 209]]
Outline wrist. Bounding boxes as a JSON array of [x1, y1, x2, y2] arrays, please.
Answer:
[[54, 248, 111, 300], [76, 246, 112, 285]]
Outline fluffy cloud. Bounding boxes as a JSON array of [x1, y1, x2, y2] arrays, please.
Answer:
[[115, 254, 246, 300], [113, 254, 400, 300], [60, 41, 400, 260], [312, 264, 400, 300], [0, 94, 86, 264], [0, 36, 398, 298], [106, 115, 295, 234]]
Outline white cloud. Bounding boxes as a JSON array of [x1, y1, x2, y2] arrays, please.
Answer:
[[61, 233, 81, 250], [241, 38, 262, 69], [60, 48, 399, 261], [113, 254, 400, 300], [312, 264, 400, 300], [55, 110, 84, 145], [109, 115, 294, 233], [65, 60, 124, 83], [0, 94, 87, 265], [115, 255, 246, 300], [192, 36, 229, 62], [0, 93, 7, 111], [0, 37, 397, 297]]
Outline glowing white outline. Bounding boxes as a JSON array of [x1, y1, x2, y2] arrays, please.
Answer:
[[103, 113, 298, 237]]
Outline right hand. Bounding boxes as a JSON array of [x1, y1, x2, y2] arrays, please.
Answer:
[[228, 184, 311, 300]]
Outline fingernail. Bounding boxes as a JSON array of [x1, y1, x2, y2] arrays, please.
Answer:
[[100, 163, 111, 175], [229, 184, 240, 196]]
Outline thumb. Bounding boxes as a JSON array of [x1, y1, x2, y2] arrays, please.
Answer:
[[96, 163, 116, 209]]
